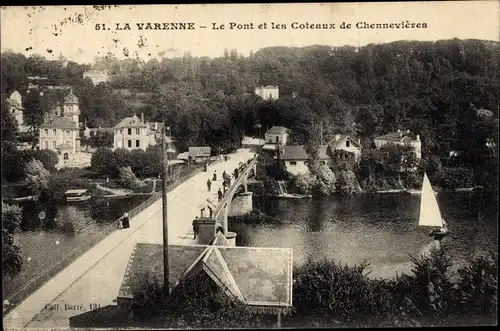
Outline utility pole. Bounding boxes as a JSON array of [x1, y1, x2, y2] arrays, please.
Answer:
[[320, 119, 324, 145], [161, 126, 170, 296]]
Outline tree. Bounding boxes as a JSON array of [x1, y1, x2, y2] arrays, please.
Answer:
[[2, 202, 23, 277], [1, 95, 18, 142], [24, 158, 50, 196], [119, 166, 146, 190]]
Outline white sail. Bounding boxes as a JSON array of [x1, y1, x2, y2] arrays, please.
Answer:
[[418, 173, 443, 227]]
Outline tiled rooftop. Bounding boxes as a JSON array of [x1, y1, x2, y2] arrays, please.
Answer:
[[117, 242, 293, 307]]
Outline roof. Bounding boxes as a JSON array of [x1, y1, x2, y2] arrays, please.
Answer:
[[257, 85, 278, 89], [146, 122, 165, 131], [86, 127, 114, 133], [281, 145, 330, 161], [374, 130, 418, 143], [114, 115, 147, 129], [328, 134, 362, 149], [64, 90, 79, 104], [118, 242, 293, 307], [40, 116, 78, 129], [266, 126, 289, 135]]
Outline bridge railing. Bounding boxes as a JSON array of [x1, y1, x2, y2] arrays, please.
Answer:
[[213, 155, 258, 218]]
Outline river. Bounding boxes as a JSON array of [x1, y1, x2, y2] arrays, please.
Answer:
[[230, 192, 497, 280]]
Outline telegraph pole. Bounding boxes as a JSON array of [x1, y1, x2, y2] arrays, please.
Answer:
[[162, 126, 170, 295]]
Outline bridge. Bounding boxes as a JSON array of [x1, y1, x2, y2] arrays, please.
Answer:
[[194, 155, 258, 244]]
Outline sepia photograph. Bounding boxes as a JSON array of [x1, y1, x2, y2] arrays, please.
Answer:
[[1, 2, 498, 329]]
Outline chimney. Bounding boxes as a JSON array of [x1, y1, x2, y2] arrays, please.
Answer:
[[335, 134, 340, 141], [416, 134, 420, 141], [141, 112, 144, 124], [193, 217, 216, 245], [155, 121, 158, 130]]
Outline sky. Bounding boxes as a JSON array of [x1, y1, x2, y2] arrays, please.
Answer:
[[1, 2, 499, 65]]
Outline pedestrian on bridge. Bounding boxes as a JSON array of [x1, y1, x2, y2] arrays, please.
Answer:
[[213, 171, 217, 181], [218, 188, 223, 201], [223, 170, 227, 180], [207, 178, 212, 191], [234, 168, 239, 179]]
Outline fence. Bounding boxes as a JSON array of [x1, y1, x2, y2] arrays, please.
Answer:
[[3, 163, 207, 316]]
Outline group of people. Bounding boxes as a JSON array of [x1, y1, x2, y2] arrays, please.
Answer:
[[206, 167, 241, 202]]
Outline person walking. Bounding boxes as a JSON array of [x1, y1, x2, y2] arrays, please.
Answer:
[[234, 168, 239, 179], [207, 178, 212, 191], [222, 170, 227, 180], [213, 171, 217, 181], [218, 188, 223, 201]]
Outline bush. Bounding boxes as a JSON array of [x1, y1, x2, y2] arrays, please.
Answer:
[[119, 166, 147, 190], [293, 259, 385, 322], [2, 202, 23, 277], [453, 253, 498, 316], [23, 149, 59, 172], [293, 173, 314, 194], [435, 167, 474, 189], [263, 177, 281, 195], [54, 206, 94, 234], [131, 272, 263, 328]]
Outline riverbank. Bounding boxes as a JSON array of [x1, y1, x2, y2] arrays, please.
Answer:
[[2, 163, 206, 315]]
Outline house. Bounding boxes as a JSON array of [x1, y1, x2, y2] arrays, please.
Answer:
[[255, 85, 279, 100], [281, 145, 331, 176], [373, 129, 422, 160], [146, 121, 165, 144], [113, 113, 151, 151], [265, 126, 289, 145], [6, 90, 29, 133], [117, 237, 293, 316], [83, 70, 109, 85], [38, 89, 82, 167], [327, 134, 362, 161]]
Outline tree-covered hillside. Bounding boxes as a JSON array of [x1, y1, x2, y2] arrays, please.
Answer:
[[2, 39, 498, 171]]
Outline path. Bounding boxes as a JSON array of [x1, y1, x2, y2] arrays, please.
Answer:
[[3, 148, 254, 330]]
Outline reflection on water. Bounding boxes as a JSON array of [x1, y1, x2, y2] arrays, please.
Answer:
[[4, 195, 151, 299], [230, 192, 497, 280]]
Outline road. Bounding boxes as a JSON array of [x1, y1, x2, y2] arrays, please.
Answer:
[[3, 148, 255, 330]]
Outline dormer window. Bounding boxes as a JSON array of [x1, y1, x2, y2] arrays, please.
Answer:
[[346, 140, 350, 148]]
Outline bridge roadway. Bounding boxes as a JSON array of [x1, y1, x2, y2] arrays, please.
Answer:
[[3, 148, 255, 330]]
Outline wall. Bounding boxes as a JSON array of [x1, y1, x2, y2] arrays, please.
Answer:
[[113, 127, 150, 151], [264, 133, 288, 145], [285, 160, 309, 176], [255, 87, 279, 100]]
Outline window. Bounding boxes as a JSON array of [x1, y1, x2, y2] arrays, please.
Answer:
[[52, 141, 56, 148], [53, 129, 57, 135], [128, 128, 132, 135], [346, 140, 350, 148], [276, 136, 279, 143], [120, 129, 123, 134], [269, 94, 272, 99], [289, 161, 297, 166], [44, 141, 49, 149], [320, 160, 326, 165], [268, 138, 272, 143], [136, 128, 140, 135], [128, 140, 132, 148], [136, 140, 140, 148], [66, 130, 70, 136], [63, 153, 69, 160], [44, 129, 48, 136]]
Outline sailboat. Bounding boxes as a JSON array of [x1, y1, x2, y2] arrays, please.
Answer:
[[418, 173, 449, 240]]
